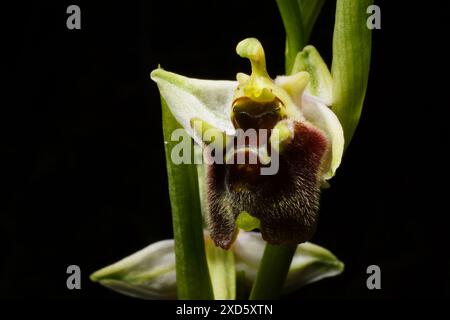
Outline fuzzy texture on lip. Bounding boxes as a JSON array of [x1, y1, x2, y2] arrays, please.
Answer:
[[206, 120, 328, 249]]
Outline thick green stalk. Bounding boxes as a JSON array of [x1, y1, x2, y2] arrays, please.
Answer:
[[249, 244, 296, 300], [161, 98, 214, 300], [332, 0, 372, 148]]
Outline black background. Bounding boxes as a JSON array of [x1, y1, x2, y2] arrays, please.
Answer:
[[1, 0, 449, 300]]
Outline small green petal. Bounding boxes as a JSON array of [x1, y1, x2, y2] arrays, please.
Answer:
[[236, 212, 261, 231], [236, 72, 250, 86], [190, 118, 231, 151], [270, 120, 294, 154], [90, 240, 177, 300], [274, 71, 310, 105], [292, 45, 333, 104]]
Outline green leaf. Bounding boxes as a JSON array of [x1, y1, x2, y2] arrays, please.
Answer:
[[205, 237, 236, 300], [161, 98, 214, 300], [89, 235, 236, 300], [90, 232, 342, 300], [331, 0, 372, 148], [90, 240, 177, 300]]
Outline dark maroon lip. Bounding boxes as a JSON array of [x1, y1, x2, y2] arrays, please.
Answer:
[[207, 120, 328, 249]]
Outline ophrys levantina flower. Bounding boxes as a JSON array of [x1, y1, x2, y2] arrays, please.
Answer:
[[151, 38, 344, 249]]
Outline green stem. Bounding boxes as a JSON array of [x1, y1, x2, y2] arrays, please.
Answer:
[[249, 244, 297, 300], [276, 0, 306, 74], [298, 0, 326, 42], [276, 0, 326, 74], [331, 0, 372, 149], [161, 98, 214, 300]]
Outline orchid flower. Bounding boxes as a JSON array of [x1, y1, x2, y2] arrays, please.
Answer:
[[151, 38, 344, 250], [90, 231, 343, 300], [91, 0, 372, 300]]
